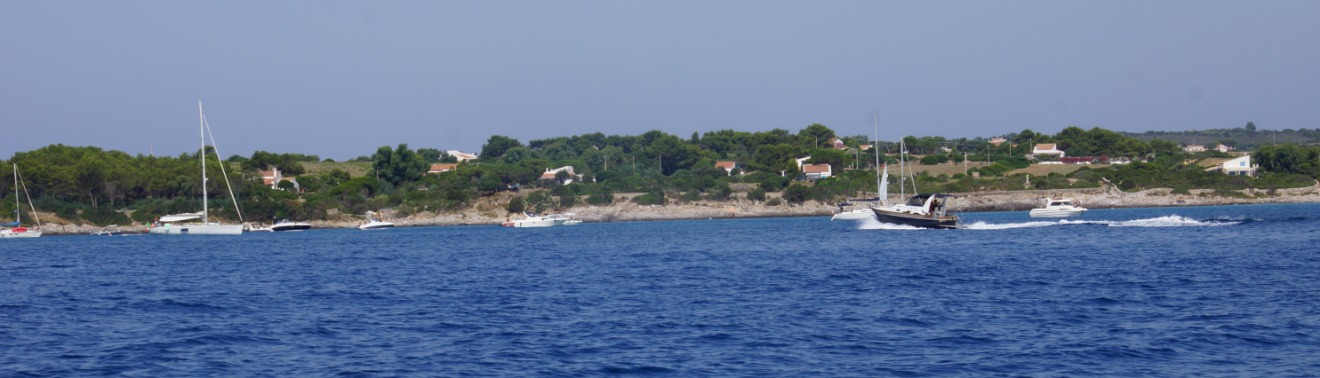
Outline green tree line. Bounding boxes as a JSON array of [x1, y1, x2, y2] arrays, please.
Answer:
[[5, 125, 1317, 226]]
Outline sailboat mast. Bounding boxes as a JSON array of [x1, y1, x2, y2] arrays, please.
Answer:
[[873, 112, 881, 201], [12, 163, 18, 224], [199, 101, 208, 224]]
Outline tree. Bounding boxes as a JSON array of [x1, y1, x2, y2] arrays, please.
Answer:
[[1246, 122, 1257, 132], [798, 123, 836, 147], [480, 135, 523, 160], [371, 144, 428, 186], [506, 196, 525, 214]]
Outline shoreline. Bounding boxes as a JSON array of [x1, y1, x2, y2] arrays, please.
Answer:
[[30, 183, 1320, 235]]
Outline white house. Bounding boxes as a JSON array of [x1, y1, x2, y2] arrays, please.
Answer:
[[1184, 144, 1206, 153], [1218, 155, 1257, 176], [1032, 143, 1066, 158], [259, 168, 300, 191], [541, 166, 576, 184], [446, 150, 479, 162], [802, 164, 832, 180]]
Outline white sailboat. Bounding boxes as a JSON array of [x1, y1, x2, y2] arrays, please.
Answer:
[[148, 101, 245, 235], [1, 163, 42, 239], [832, 112, 884, 221]]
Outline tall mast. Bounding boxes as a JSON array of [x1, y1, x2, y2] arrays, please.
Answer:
[[199, 100, 208, 224], [873, 112, 881, 201], [12, 163, 18, 224]]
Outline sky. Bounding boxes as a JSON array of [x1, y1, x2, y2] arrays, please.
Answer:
[[3, 1, 1318, 160]]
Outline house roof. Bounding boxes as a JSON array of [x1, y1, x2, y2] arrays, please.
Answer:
[[802, 164, 831, 173], [428, 163, 458, 172], [1034, 143, 1058, 151], [715, 161, 737, 169]]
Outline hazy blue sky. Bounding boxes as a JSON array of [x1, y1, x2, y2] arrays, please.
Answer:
[[4, 1, 1318, 160]]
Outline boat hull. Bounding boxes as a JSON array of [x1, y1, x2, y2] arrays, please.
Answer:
[[831, 209, 875, 221], [872, 209, 959, 229], [0, 229, 42, 238], [1029, 209, 1086, 218], [148, 223, 244, 235], [270, 223, 312, 231], [358, 221, 395, 230]]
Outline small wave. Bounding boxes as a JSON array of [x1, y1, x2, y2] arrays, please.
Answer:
[[962, 220, 1064, 230]]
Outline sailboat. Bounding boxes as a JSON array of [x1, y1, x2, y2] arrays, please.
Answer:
[[1, 163, 42, 239], [870, 129, 960, 229], [148, 101, 245, 235]]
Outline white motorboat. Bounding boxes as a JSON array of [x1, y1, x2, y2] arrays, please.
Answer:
[[1029, 197, 1087, 218], [502, 212, 581, 227], [149, 101, 245, 235], [831, 205, 876, 221], [1, 163, 43, 239], [359, 217, 395, 230], [268, 219, 312, 231]]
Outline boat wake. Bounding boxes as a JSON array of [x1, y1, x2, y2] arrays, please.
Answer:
[[856, 217, 926, 230], [960, 215, 1241, 230]]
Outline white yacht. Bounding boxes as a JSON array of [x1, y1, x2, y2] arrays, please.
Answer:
[[148, 101, 245, 235], [502, 213, 582, 228], [1029, 197, 1088, 218], [359, 216, 395, 230]]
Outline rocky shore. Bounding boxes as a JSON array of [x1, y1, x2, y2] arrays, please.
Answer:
[[32, 182, 1320, 235]]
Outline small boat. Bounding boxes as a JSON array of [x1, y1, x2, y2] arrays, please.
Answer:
[[1, 163, 43, 239], [871, 193, 960, 229], [268, 219, 312, 231], [831, 201, 877, 221], [148, 101, 244, 235], [359, 216, 395, 230], [868, 120, 959, 229], [1029, 197, 1087, 218], [502, 212, 582, 227]]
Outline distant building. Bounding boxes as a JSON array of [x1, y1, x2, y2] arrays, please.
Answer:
[[446, 150, 479, 162], [259, 168, 300, 191], [715, 161, 738, 175], [1184, 144, 1206, 153], [828, 138, 846, 149], [1208, 155, 1257, 176], [802, 164, 832, 180], [1032, 143, 1066, 158], [541, 166, 576, 184], [428, 163, 458, 174], [989, 137, 1007, 146]]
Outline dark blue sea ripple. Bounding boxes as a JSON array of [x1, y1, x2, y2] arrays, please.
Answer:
[[3, 203, 1320, 376]]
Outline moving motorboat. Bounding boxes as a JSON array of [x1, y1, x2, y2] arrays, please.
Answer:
[[831, 201, 877, 221], [1029, 197, 1087, 218], [502, 212, 582, 227], [872, 193, 960, 229], [359, 217, 395, 230]]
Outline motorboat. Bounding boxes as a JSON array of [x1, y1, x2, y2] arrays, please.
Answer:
[[359, 217, 395, 230], [268, 219, 312, 231], [831, 202, 876, 221], [871, 193, 960, 229], [502, 212, 582, 227], [1029, 197, 1087, 218]]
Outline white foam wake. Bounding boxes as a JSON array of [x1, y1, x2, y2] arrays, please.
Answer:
[[958, 215, 1240, 230], [856, 217, 925, 230]]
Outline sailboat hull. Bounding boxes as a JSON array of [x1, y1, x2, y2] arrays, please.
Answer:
[[0, 229, 42, 238], [148, 223, 244, 235]]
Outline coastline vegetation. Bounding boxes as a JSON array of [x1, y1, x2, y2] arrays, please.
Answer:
[[4, 124, 1319, 227]]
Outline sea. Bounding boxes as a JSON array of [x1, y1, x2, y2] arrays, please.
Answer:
[[3, 203, 1319, 376]]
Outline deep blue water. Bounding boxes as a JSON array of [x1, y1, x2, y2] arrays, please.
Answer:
[[3, 203, 1320, 376]]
